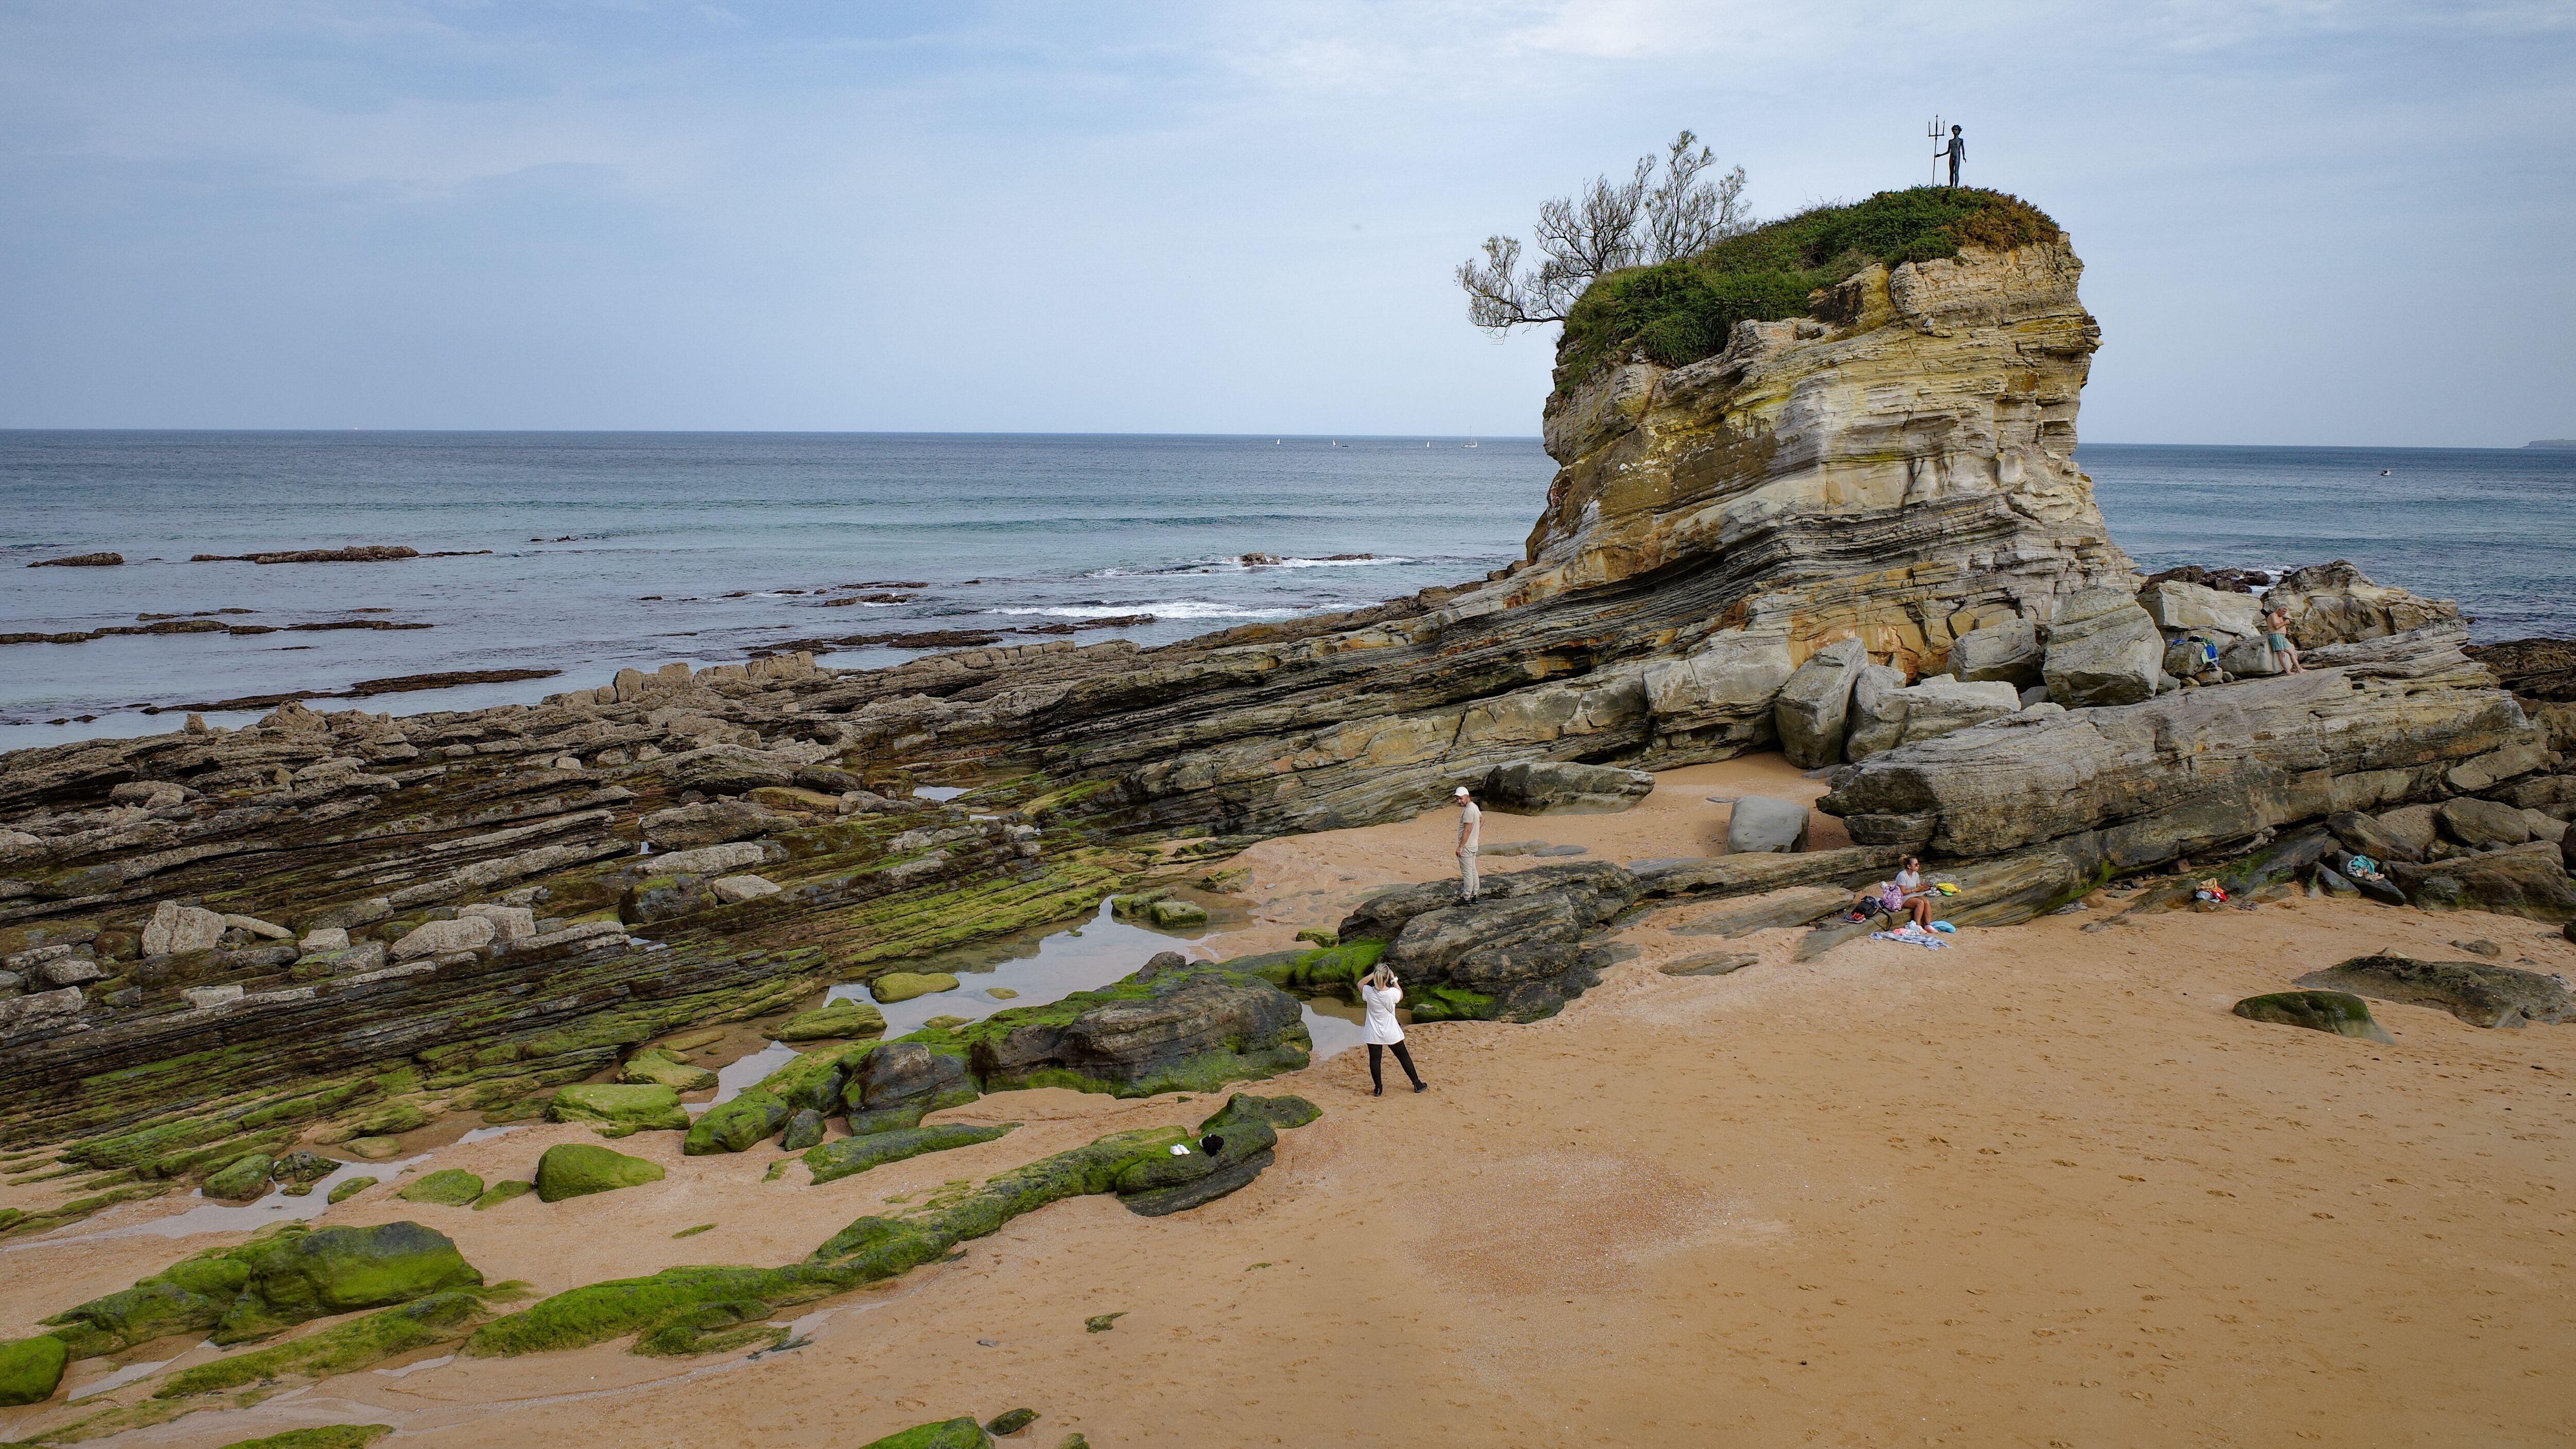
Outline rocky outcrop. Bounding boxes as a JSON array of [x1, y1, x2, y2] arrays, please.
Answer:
[[1820, 625, 2535, 870], [2040, 589, 2162, 707], [1842, 673, 2021, 762], [1337, 862, 1640, 1020], [2294, 953, 2575, 1029], [2232, 991, 2394, 1044], [534, 1142, 665, 1202], [1773, 639, 1866, 768], [1479, 760, 1654, 814], [962, 956, 1309, 1097]]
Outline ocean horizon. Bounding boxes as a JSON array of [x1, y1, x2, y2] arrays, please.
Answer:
[[6, 430, 2570, 750]]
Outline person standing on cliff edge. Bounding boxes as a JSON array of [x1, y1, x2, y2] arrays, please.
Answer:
[[1454, 786, 1482, 903], [1944, 124, 1965, 187]]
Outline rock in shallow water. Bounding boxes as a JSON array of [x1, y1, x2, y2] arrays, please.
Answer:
[[871, 971, 960, 1003]]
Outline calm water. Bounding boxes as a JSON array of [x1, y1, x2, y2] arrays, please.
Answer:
[[3, 433, 2568, 749]]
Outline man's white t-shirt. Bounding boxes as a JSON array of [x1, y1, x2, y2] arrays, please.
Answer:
[[1458, 800, 1480, 855]]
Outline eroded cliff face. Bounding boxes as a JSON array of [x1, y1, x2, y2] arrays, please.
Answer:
[[1527, 240, 2132, 679]]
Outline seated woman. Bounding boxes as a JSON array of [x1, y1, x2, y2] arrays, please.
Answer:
[[1852, 855, 1936, 929]]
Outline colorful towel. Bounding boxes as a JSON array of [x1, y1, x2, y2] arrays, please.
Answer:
[[1872, 926, 1947, 950]]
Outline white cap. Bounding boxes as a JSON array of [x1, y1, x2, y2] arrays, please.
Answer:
[[1454, 786, 1470, 798]]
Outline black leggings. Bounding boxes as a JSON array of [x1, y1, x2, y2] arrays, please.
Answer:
[[1367, 1041, 1422, 1090]]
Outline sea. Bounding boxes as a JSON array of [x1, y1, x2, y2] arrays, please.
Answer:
[[4, 432, 2571, 752]]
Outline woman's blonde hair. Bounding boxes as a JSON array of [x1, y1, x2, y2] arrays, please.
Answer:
[[1364, 963, 1398, 990]]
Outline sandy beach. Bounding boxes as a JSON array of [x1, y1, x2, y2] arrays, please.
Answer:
[[6, 756, 2571, 1446]]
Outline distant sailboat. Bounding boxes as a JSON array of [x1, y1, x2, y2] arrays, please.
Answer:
[[1463, 435, 1478, 448]]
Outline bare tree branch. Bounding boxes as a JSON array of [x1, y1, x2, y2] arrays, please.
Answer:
[[1460, 131, 1753, 337]]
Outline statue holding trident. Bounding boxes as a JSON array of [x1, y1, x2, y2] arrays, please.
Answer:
[[1941, 123, 1964, 187]]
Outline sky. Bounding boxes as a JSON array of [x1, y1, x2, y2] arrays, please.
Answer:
[[1, 1, 2570, 445]]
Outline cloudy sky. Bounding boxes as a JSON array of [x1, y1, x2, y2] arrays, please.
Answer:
[[2, 1, 2568, 443]]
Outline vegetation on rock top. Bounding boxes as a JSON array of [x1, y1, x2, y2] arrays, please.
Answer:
[[1556, 186, 2058, 385]]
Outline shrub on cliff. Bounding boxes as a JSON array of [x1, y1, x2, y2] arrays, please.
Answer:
[[1556, 186, 2058, 384]]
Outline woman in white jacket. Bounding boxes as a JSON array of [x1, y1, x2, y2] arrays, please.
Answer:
[[1357, 963, 1427, 1096]]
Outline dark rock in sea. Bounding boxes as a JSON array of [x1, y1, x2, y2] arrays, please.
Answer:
[[2232, 990, 2395, 1044], [2294, 952, 2575, 1029], [1479, 760, 1654, 815], [192, 545, 421, 565], [2466, 636, 2576, 703], [1724, 796, 1811, 854], [26, 552, 122, 568]]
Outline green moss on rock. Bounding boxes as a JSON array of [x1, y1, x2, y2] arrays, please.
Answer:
[[769, 1000, 888, 1042], [547, 1084, 689, 1138], [870, 971, 960, 1004], [159, 1291, 495, 1397], [2233, 990, 2396, 1044], [463, 1263, 864, 1358], [535, 1143, 666, 1204], [778, 1109, 828, 1152], [617, 1049, 718, 1092], [395, 1169, 485, 1206], [213, 1221, 485, 1343], [203, 1153, 276, 1202], [684, 1089, 793, 1155], [860, 1418, 993, 1449], [803, 1124, 1017, 1186], [471, 1180, 535, 1210], [0, 1333, 69, 1407], [214, 1426, 394, 1449], [326, 1176, 377, 1205]]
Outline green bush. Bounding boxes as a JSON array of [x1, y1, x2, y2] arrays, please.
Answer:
[[1557, 187, 2058, 385]]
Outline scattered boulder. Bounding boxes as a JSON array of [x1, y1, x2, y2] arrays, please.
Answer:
[[1773, 639, 1869, 768], [2326, 810, 2421, 865], [212, 1221, 483, 1342], [222, 913, 292, 940], [842, 1043, 979, 1117], [778, 1109, 828, 1152], [2375, 803, 2442, 856], [871, 971, 960, 1004], [2041, 588, 2163, 707], [142, 900, 225, 956], [396, 1169, 486, 1206], [639, 799, 794, 851], [619, 1047, 718, 1091], [2232, 990, 2395, 1044], [547, 1084, 690, 1137], [1479, 760, 1656, 815], [2264, 560, 2461, 647], [204, 1153, 275, 1201], [1842, 673, 2020, 761], [343, 1137, 402, 1161], [683, 1089, 794, 1155], [804, 1122, 1017, 1185], [1338, 862, 1640, 1021], [858, 1420, 992, 1449], [966, 962, 1310, 1097], [535, 1143, 666, 1203], [389, 916, 495, 962], [2438, 797, 2531, 848], [768, 999, 886, 1041], [710, 874, 782, 904], [0, 1333, 68, 1406], [2388, 848, 2576, 919], [273, 1150, 340, 1194], [455, 903, 535, 943], [2137, 580, 2262, 639], [327, 1176, 377, 1204], [1724, 797, 1811, 855], [1947, 617, 2044, 688], [650, 841, 769, 877], [2295, 953, 2575, 1029]]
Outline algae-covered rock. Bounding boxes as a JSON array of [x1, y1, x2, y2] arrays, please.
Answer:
[[204, 1153, 276, 1202], [214, 1221, 484, 1342], [1112, 1092, 1307, 1218], [535, 1143, 666, 1203], [549, 1083, 690, 1138], [960, 960, 1309, 1098], [1144, 899, 1208, 929], [684, 1088, 793, 1155], [842, 1042, 978, 1118], [803, 1123, 1017, 1186], [778, 1109, 828, 1152], [327, 1176, 378, 1205], [0, 1333, 69, 1407], [618, 1048, 719, 1092], [470, 1180, 534, 1210], [769, 999, 888, 1042], [343, 1136, 402, 1161], [2389, 848, 2576, 920], [871, 971, 960, 1004], [860, 1417, 993, 1449], [1245, 941, 1383, 993], [465, 1262, 864, 1358], [214, 1426, 393, 1449], [2295, 952, 2576, 1029], [632, 1299, 790, 1357], [273, 1150, 341, 1192], [985, 1409, 1038, 1437], [396, 1169, 485, 1206], [163, 1291, 493, 1398], [2232, 990, 2395, 1044]]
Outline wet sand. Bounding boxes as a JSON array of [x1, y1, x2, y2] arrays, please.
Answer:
[[6, 756, 2573, 1446]]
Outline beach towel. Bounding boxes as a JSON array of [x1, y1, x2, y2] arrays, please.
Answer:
[[1872, 924, 1947, 949]]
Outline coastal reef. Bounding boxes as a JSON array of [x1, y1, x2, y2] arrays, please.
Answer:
[[3, 187, 2569, 1235]]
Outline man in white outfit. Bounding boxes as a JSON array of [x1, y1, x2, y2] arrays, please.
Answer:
[[1454, 785, 1481, 903]]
